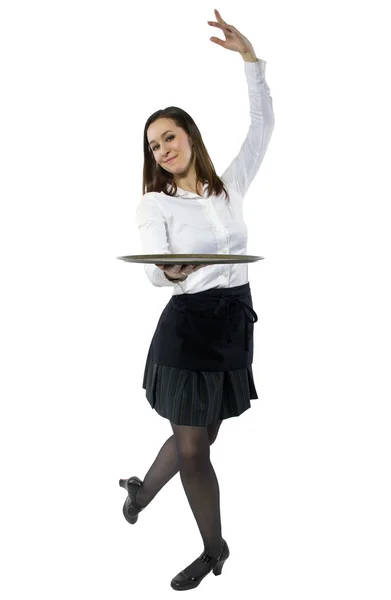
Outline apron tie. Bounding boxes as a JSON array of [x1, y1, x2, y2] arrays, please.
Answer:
[[214, 297, 258, 351]]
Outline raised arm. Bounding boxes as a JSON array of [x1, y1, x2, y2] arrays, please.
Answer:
[[208, 10, 275, 197], [220, 58, 275, 197]]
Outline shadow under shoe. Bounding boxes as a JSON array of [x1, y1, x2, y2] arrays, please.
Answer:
[[170, 539, 230, 591], [119, 476, 146, 525]]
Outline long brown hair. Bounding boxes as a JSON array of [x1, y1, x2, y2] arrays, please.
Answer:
[[142, 106, 230, 202]]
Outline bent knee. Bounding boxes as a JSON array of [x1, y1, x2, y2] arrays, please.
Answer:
[[177, 446, 210, 468]]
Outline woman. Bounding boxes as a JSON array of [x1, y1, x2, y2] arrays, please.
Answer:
[[119, 9, 275, 591]]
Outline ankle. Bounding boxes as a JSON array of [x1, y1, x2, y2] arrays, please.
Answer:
[[204, 539, 224, 559], [135, 486, 149, 508]]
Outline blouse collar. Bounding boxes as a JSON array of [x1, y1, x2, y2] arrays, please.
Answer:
[[166, 183, 207, 198]]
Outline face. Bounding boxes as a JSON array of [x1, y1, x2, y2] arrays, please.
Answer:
[[147, 118, 194, 175]]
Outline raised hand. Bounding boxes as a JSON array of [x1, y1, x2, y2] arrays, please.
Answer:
[[208, 9, 254, 55]]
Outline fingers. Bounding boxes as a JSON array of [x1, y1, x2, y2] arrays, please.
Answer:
[[210, 36, 226, 47], [214, 8, 225, 23], [189, 263, 207, 271], [209, 9, 237, 34], [154, 263, 208, 275], [208, 21, 230, 30], [208, 22, 235, 37], [181, 265, 193, 274], [180, 264, 208, 271], [155, 264, 180, 273], [172, 264, 182, 271], [155, 263, 190, 272]]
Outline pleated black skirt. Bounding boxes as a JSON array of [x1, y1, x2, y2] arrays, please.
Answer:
[[142, 344, 259, 427]]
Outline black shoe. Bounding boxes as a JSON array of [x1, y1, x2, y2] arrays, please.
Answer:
[[170, 539, 230, 591], [119, 476, 145, 525]]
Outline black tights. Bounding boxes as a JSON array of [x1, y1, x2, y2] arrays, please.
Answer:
[[136, 420, 223, 558]]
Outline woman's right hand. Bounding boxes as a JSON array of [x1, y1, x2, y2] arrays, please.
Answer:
[[155, 263, 207, 281]]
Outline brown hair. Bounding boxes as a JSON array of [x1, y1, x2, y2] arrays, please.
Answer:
[[142, 106, 230, 202]]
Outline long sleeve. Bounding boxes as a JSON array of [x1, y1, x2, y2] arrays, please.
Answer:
[[220, 58, 275, 198], [135, 193, 183, 288]]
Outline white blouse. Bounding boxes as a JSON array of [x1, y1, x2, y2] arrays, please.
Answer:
[[135, 58, 275, 295]]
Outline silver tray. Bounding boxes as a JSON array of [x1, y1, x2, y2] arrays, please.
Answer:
[[117, 253, 264, 265]]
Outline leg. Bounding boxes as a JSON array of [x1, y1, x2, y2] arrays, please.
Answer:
[[169, 422, 224, 579], [136, 420, 222, 508], [170, 422, 223, 556]]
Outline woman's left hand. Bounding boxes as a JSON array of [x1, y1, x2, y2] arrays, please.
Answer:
[[155, 263, 207, 276], [208, 9, 254, 56]]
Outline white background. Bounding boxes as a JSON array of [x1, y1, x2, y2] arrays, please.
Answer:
[[1, 0, 390, 598]]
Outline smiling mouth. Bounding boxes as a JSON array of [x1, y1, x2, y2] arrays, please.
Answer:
[[165, 156, 177, 164]]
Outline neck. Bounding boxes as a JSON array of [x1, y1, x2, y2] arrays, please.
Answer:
[[177, 182, 204, 195], [173, 173, 203, 196]]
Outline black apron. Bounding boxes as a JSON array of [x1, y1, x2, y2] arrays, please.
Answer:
[[150, 283, 258, 372]]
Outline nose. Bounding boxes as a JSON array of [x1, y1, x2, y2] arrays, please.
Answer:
[[161, 144, 170, 157]]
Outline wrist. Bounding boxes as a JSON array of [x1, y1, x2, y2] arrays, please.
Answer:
[[241, 50, 258, 62]]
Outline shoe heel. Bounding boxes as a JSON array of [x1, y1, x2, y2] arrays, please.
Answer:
[[119, 476, 144, 525], [213, 559, 226, 576]]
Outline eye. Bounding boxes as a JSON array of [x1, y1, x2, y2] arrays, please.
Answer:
[[152, 135, 175, 152]]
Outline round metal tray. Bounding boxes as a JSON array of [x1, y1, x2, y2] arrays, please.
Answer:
[[117, 253, 264, 265]]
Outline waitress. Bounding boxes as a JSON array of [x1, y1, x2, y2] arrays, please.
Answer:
[[119, 9, 275, 592]]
